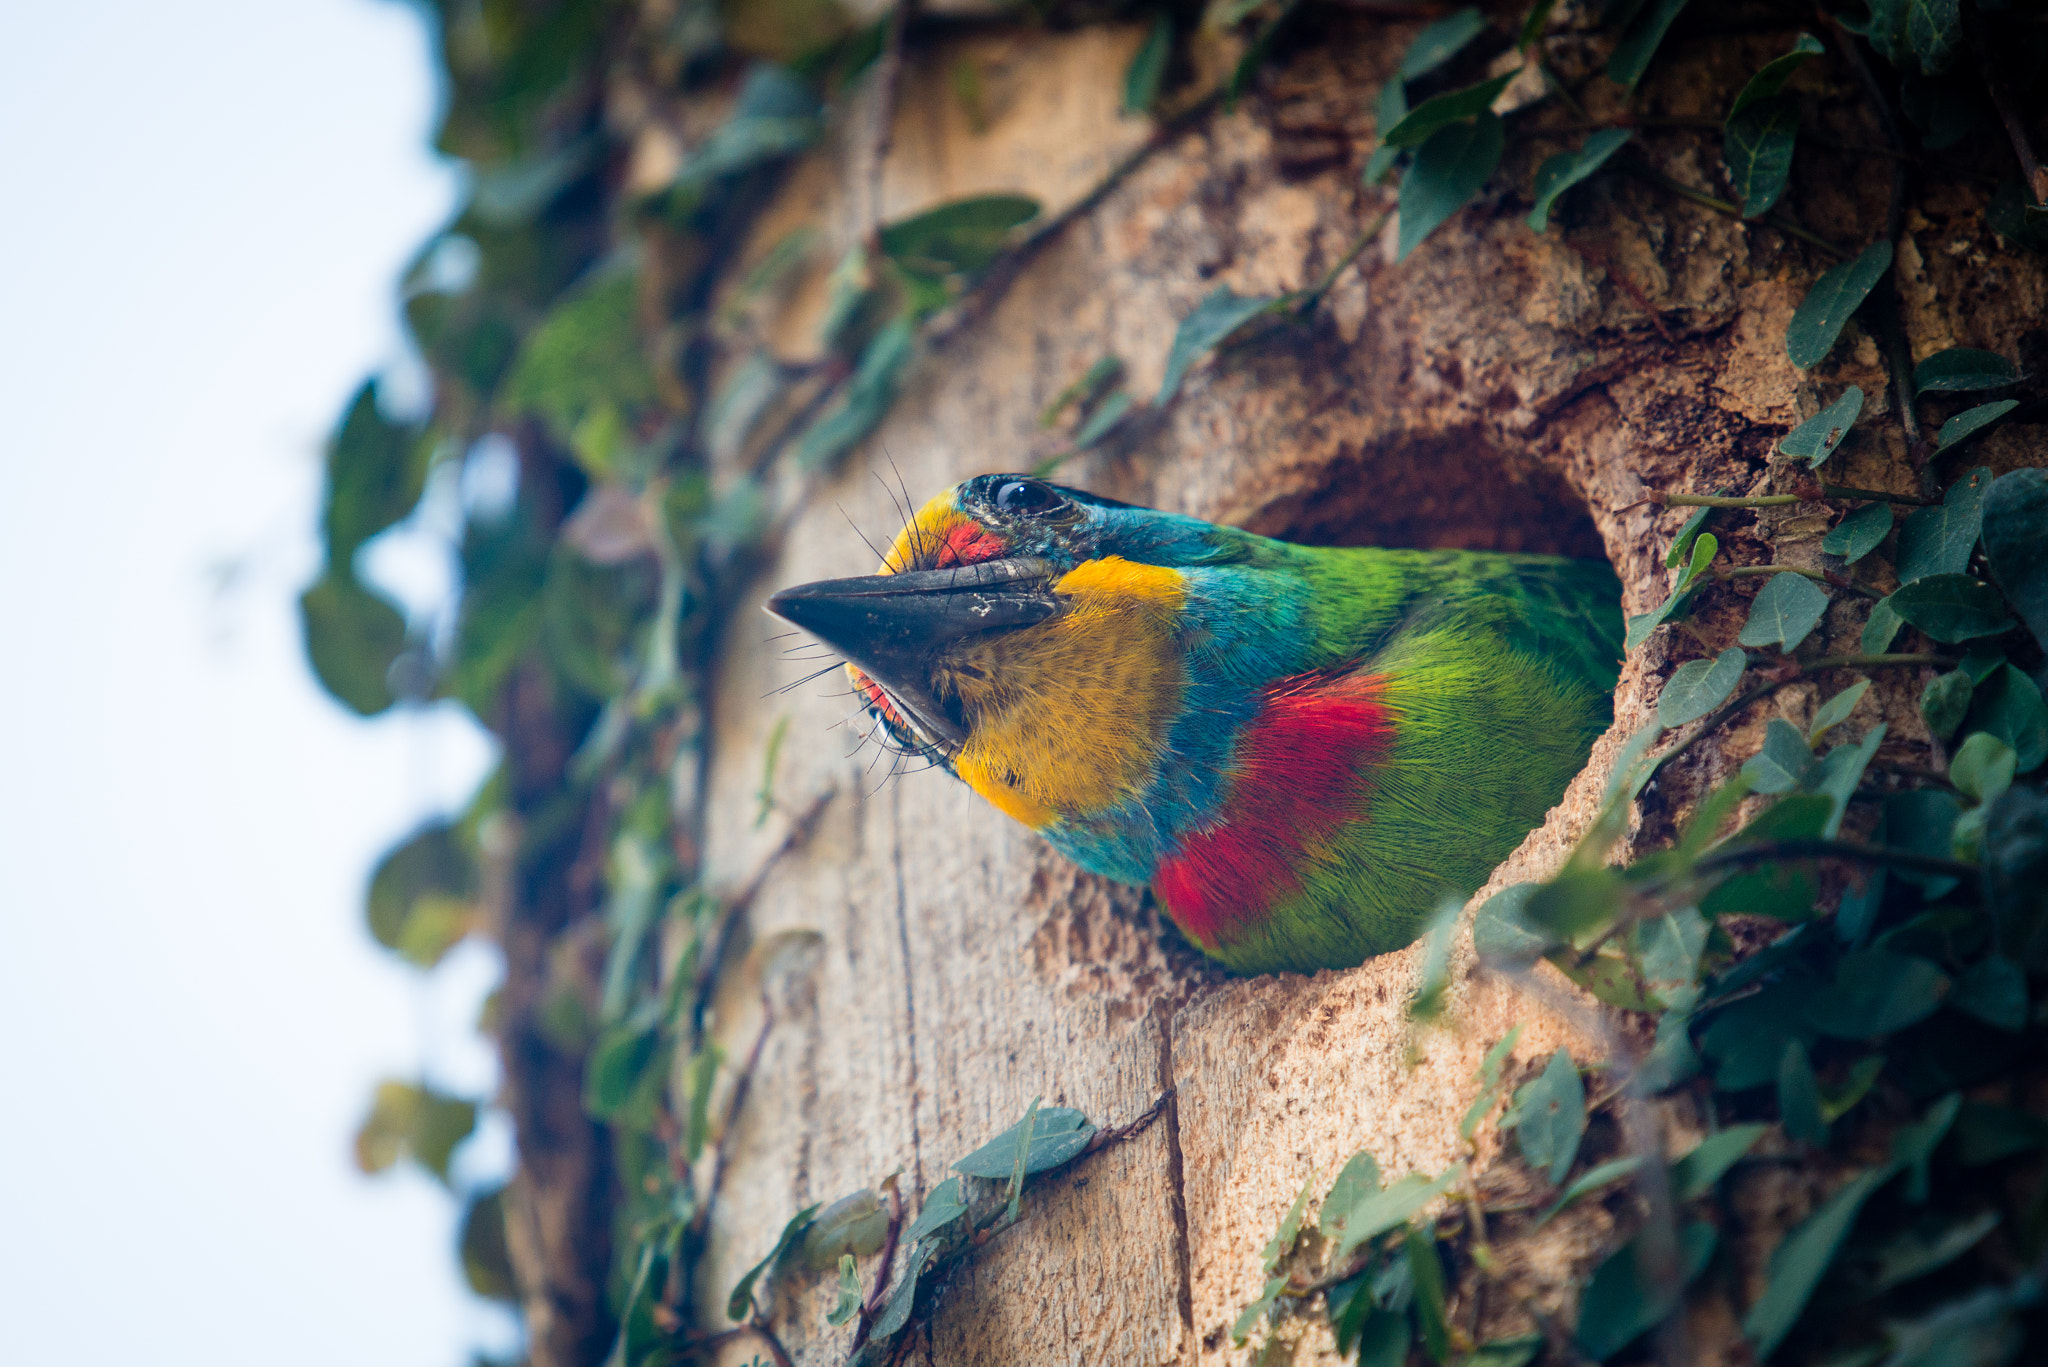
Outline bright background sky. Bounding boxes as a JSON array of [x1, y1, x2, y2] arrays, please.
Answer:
[[0, 3, 518, 1362]]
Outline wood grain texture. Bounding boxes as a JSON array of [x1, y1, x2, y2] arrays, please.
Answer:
[[663, 10, 2048, 1365]]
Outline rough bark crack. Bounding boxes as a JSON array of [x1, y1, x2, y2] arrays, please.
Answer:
[[1158, 1003, 1196, 1360], [890, 781, 927, 1203]]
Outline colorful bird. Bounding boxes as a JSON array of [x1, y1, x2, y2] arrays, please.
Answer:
[[768, 475, 1622, 974]]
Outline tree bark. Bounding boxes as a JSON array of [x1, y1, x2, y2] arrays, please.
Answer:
[[559, 7, 2048, 1364]]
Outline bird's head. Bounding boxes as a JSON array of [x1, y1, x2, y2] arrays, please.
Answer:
[[766, 474, 1232, 828]]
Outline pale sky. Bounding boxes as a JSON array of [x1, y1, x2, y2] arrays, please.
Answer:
[[0, 2, 519, 1361]]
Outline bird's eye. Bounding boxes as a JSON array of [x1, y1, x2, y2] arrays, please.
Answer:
[[994, 479, 1065, 515]]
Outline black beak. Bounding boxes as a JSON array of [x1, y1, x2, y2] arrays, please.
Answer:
[[765, 557, 1063, 745]]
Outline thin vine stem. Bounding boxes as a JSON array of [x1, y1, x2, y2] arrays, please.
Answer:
[[1650, 653, 1950, 781], [1623, 164, 1848, 258], [1713, 564, 1880, 599]]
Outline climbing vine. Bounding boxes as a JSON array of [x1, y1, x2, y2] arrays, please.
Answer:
[[303, 0, 2044, 1363]]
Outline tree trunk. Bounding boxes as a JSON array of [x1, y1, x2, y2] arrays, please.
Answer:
[[674, 10, 2045, 1364], [382, 5, 2048, 1365]]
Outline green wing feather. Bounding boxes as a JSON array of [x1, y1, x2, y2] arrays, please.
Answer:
[[1205, 542, 1623, 974]]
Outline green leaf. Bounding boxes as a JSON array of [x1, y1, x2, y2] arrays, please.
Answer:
[[1818, 1052, 1884, 1122], [953, 1103, 1096, 1178], [1887, 788, 1963, 895], [1606, 0, 1693, 89], [1525, 865, 1627, 943], [826, 1254, 863, 1326], [1635, 907, 1709, 1007], [1518, 0, 1561, 49], [1263, 1174, 1316, 1272], [1861, 594, 1904, 653], [1320, 1150, 1383, 1239], [1954, 1101, 2048, 1165], [321, 379, 428, 562], [353, 1078, 478, 1184], [1123, 13, 1172, 115], [1743, 1166, 1892, 1359], [1665, 502, 1716, 568], [1670, 1123, 1769, 1201], [1905, 0, 1962, 73], [1741, 718, 1814, 793], [1509, 1047, 1585, 1185], [1461, 1026, 1524, 1141], [672, 66, 820, 193], [458, 1188, 516, 1302], [1400, 8, 1488, 79], [1629, 532, 1718, 648], [1397, 112, 1506, 261], [1887, 574, 2014, 643], [1409, 894, 1462, 1022], [1960, 645, 2006, 683], [1807, 948, 1949, 1039], [1658, 648, 1745, 727], [1576, 1221, 1717, 1359], [1872, 1210, 2001, 1294], [1897, 467, 1991, 584], [1739, 572, 1830, 651], [1934, 399, 2020, 453], [867, 1239, 924, 1339], [1786, 240, 1892, 369], [1701, 861, 1820, 923], [1983, 468, 2048, 650], [1735, 791, 1837, 845], [1963, 663, 2048, 772], [1041, 355, 1123, 428], [1809, 679, 1872, 745], [1950, 955, 2028, 1032], [1778, 1039, 1828, 1145], [1778, 387, 1863, 467], [1921, 669, 1975, 741], [1072, 389, 1134, 449], [300, 571, 409, 717], [1473, 883, 1557, 967], [1952, 732, 2017, 806], [878, 195, 1040, 277], [1347, 1305, 1411, 1367], [1526, 128, 1632, 232], [1823, 501, 1892, 564], [1382, 72, 1516, 148], [1811, 723, 1886, 838], [1155, 285, 1278, 404], [683, 1045, 721, 1163], [1731, 33, 1825, 118], [1224, 0, 1301, 109], [904, 1176, 968, 1245], [1891, 1092, 1961, 1203], [584, 1020, 666, 1121], [1331, 1169, 1460, 1261], [1535, 1155, 1643, 1227], [1639, 1003, 1705, 1094], [1406, 1227, 1452, 1364], [366, 821, 477, 965], [1914, 347, 2019, 393], [1365, 79, 1409, 185], [793, 317, 916, 470], [1723, 95, 1800, 218], [501, 269, 655, 472]]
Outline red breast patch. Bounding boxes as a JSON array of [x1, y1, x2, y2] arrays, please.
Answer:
[[1152, 671, 1395, 950]]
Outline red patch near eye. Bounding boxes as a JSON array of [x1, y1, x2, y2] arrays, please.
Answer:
[[1152, 672, 1395, 951], [934, 521, 1008, 568]]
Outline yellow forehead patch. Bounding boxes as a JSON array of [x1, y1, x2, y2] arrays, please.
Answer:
[[881, 492, 970, 574]]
